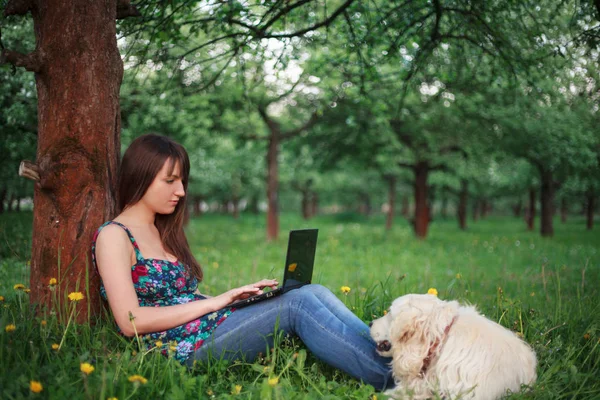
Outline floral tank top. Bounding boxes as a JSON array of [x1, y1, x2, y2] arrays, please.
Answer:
[[91, 220, 235, 363]]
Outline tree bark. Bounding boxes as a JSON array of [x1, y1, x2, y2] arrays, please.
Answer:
[[440, 196, 448, 219], [401, 196, 409, 217], [586, 191, 595, 230], [266, 136, 279, 241], [249, 194, 260, 215], [0, 187, 6, 214], [457, 179, 468, 230], [540, 169, 554, 237], [479, 199, 487, 219], [560, 197, 567, 223], [232, 197, 239, 219], [413, 162, 430, 239], [193, 196, 203, 217], [7, 192, 15, 212], [301, 190, 310, 220], [25, 0, 121, 321], [512, 200, 522, 218], [526, 188, 535, 231], [310, 192, 318, 218], [386, 176, 396, 231], [472, 199, 479, 222]]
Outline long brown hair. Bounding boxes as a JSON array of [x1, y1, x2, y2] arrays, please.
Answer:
[[117, 134, 203, 281]]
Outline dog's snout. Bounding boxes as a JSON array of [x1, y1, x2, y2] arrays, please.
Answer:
[[377, 340, 391, 352], [369, 321, 373, 328]]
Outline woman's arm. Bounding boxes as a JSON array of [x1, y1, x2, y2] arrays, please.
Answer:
[[194, 289, 212, 298], [95, 225, 269, 337]]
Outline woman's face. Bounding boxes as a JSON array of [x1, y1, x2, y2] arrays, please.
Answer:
[[141, 158, 185, 215]]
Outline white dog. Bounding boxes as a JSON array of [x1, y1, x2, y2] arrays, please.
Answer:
[[370, 294, 537, 399]]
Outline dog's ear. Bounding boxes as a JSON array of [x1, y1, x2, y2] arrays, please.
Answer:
[[388, 305, 430, 379], [389, 307, 425, 345], [424, 300, 459, 340]]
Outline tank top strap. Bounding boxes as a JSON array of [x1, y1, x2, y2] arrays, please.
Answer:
[[92, 220, 144, 263]]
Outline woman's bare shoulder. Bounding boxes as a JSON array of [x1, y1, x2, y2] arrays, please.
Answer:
[[95, 223, 131, 253]]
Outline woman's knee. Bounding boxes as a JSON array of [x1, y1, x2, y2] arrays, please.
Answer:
[[300, 283, 333, 299]]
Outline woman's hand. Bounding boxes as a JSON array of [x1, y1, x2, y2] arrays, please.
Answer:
[[211, 279, 279, 310]]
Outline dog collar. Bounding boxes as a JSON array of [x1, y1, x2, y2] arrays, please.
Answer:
[[419, 316, 457, 378]]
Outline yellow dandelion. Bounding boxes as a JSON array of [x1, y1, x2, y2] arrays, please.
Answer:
[[287, 263, 297, 272], [41, 320, 47, 327], [530, 292, 535, 297], [14, 284, 26, 291], [49, 278, 58, 286], [5, 324, 16, 332], [427, 288, 438, 296], [212, 262, 219, 269], [456, 273, 462, 279], [68, 292, 84, 302], [584, 333, 590, 340], [51, 343, 59, 350], [30, 380, 43, 393], [80, 362, 95, 375], [0, 295, 4, 301], [155, 340, 163, 348], [24, 288, 31, 293], [372, 395, 378, 400], [107, 398, 118, 400], [268, 376, 279, 387], [340, 286, 351, 294], [131, 350, 137, 356], [206, 389, 214, 396], [232, 384, 242, 395], [169, 341, 178, 352], [128, 375, 148, 384], [383, 310, 388, 315]]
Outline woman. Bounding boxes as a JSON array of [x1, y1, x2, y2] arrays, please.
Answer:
[[92, 134, 393, 390]]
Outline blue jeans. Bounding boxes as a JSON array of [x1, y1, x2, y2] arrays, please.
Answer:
[[190, 284, 393, 391]]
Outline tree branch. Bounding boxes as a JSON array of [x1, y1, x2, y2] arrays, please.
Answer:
[[0, 49, 42, 72], [4, 0, 33, 16], [264, 0, 355, 39], [117, 0, 141, 19], [281, 111, 319, 140], [397, 162, 415, 170]]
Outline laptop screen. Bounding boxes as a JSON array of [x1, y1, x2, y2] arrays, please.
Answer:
[[282, 229, 318, 290]]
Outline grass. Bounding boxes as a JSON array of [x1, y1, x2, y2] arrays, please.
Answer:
[[1, 210, 599, 399]]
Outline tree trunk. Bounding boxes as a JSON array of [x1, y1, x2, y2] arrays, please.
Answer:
[[232, 197, 239, 219], [540, 169, 554, 237], [472, 199, 479, 222], [7, 192, 15, 212], [249, 194, 260, 215], [560, 197, 567, 223], [526, 188, 535, 231], [26, 0, 121, 321], [413, 162, 430, 239], [301, 190, 310, 220], [266, 136, 279, 241], [512, 200, 522, 218], [193, 196, 202, 217], [310, 192, 318, 218], [0, 187, 5, 214], [401, 196, 409, 217], [457, 179, 468, 230], [479, 199, 487, 219], [440, 196, 448, 219], [386, 176, 396, 231], [358, 193, 371, 215], [586, 191, 595, 230], [15, 197, 21, 212]]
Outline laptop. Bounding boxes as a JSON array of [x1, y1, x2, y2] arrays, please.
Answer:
[[226, 229, 318, 309]]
